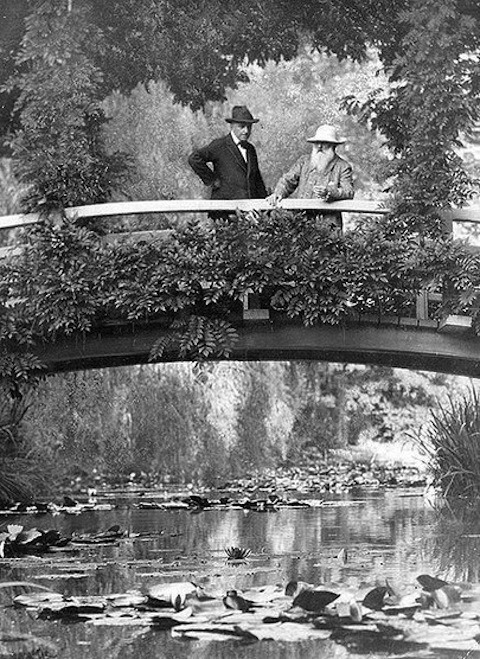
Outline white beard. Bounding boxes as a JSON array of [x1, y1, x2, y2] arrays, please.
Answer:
[[310, 149, 334, 172]]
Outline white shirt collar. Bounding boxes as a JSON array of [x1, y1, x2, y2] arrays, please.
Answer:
[[230, 131, 248, 160]]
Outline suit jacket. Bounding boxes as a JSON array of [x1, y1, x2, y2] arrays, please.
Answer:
[[188, 134, 267, 199]]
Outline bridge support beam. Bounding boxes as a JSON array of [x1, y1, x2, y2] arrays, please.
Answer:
[[35, 320, 480, 378]]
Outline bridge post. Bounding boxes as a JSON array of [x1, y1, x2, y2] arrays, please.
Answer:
[[415, 290, 429, 320], [242, 292, 270, 321]]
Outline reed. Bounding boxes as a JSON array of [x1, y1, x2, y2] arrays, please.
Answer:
[[0, 458, 36, 506], [418, 388, 480, 498]]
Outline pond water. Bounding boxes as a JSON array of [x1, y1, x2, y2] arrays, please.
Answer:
[[1, 486, 479, 658]]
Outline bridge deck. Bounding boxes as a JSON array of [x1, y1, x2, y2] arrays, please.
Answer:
[[35, 316, 480, 378]]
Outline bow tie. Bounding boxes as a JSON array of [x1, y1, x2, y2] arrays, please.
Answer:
[[239, 140, 250, 149]]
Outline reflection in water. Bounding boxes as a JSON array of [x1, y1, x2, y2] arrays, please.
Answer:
[[0, 487, 468, 658], [425, 500, 480, 583]]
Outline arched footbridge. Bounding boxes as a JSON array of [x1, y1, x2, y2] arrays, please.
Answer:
[[1, 198, 480, 377]]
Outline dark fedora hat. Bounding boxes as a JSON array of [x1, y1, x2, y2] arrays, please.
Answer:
[[225, 105, 259, 124]]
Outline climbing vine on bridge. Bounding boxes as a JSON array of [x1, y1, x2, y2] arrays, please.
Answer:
[[1, 210, 480, 374]]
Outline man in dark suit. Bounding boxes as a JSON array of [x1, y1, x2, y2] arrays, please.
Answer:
[[188, 105, 268, 201]]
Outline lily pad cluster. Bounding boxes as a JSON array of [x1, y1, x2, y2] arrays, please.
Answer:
[[0, 524, 126, 557], [216, 463, 426, 495], [0, 525, 69, 558], [10, 574, 480, 653], [137, 493, 318, 512], [67, 461, 427, 497], [0, 495, 115, 516]]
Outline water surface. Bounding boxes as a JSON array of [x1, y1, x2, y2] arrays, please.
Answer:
[[1, 487, 477, 658]]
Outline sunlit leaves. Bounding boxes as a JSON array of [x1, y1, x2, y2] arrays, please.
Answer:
[[6, 0, 131, 212], [346, 0, 479, 235], [4, 218, 105, 339]]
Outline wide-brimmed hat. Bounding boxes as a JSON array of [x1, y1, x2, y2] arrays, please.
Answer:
[[307, 124, 346, 144], [225, 105, 259, 124]]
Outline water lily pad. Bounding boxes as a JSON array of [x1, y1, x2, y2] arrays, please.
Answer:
[[37, 596, 107, 618], [293, 589, 340, 612], [145, 581, 197, 608], [417, 574, 449, 592], [363, 586, 388, 610], [285, 580, 314, 598], [223, 590, 255, 612], [241, 584, 285, 604], [14, 592, 64, 608], [106, 591, 146, 607]]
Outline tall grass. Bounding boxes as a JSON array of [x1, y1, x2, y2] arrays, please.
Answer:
[[418, 388, 480, 498], [0, 458, 36, 505]]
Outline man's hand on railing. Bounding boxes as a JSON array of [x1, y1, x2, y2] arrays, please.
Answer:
[[266, 191, 283, 207], [313, 181, 339, 201]]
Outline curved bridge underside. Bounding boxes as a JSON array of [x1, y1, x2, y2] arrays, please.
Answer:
[[36, 320, 480, 378]]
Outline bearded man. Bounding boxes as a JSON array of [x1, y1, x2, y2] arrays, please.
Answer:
[[267, 124, 354, 230]]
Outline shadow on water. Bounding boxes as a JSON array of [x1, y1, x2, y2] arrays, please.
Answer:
[[2, 488, 480, 658]]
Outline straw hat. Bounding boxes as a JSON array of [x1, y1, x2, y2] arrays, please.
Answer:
[[225, 106, 259, 124], [307, 124, 346, 144]]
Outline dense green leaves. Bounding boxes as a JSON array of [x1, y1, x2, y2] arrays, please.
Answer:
[[5, 0, 131, 211], [1, 0, 478, 239], [346, 0, 480, 234], [2, 209, 480, 367], [0, 0, 412, 115]]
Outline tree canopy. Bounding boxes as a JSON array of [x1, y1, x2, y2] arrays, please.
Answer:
[[1, 0, 478, 115], [0, 0, 411, 119], [0, 0, 478, 215]]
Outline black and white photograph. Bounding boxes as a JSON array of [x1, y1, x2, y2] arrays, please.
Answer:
[[0, 1, 479, 656]]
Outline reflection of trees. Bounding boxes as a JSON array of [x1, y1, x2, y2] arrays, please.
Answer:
[[0, 492, 449, 659], [425, 504, 480, 583]]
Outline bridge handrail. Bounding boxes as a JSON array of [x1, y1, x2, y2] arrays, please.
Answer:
[[0, 198, 479, 231], [0, 199, 388, 230]]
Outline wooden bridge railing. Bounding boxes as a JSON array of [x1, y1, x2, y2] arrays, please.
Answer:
[[0, 198, 389, 231], [2, 197, 480, 231], [1, 198, 479, 329]]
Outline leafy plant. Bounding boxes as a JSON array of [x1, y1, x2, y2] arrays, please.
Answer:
[[6, 0, 131, 212], [225, 546, 251, 561], [345, 0, 479, 236], [416, 388, 480, 498], [150, 316, 239, 361]]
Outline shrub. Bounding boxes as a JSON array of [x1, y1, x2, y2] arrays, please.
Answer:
[[417, 388, 480, 498]]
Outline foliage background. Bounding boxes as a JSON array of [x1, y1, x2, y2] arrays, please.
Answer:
[[22, 361, 466, 488], [101, 49, 389, 208], [0, 0, 479, 495]]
